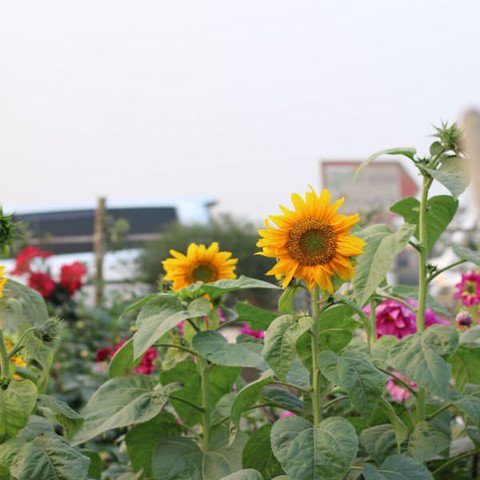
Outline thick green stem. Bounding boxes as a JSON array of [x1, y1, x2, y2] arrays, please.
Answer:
[[311, 285, 322, 426], [416, 175, 432, 422], [369, 300, 376, 345], [0, 331, 10, 380], [200, 359, 211, 452]]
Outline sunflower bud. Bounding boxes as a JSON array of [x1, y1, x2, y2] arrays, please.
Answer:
[[0, 209, 16, 257], [36, 317, 60, 344], [456, 311, 473, 330]]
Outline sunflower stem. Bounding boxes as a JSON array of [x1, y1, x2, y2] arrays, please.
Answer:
[[416, 174, 432, 422], [199, 358, 211, 452], [368, 300, 376, 346], [0, 330, 11, 381], [311, 285, 322, 426]]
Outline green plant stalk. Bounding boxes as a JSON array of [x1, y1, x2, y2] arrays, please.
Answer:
[[200, 359, 211, 451], [416, 175, 432, 422], [311, 285, 322, 426], [0, 330, 10, 380], [369, 300, 376, 345]]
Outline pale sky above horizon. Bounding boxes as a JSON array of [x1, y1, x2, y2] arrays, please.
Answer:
[[1, 1, 479, 222]]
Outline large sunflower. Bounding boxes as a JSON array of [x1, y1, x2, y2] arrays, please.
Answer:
[[257, 188, 366, 292], [0, 266, 6, 298], [162, 242, 238, 291]]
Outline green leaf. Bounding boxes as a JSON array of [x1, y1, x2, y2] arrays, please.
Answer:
[[126, 412, 182, 478], [192, 331, 267, 370], [4, 279, 49, 325], [152, 437, 231, 480], [388, 285, 451, 317], [0, 379, 37, 442], [451, 345, 480, 391], [10, 432, 89, 480], [360, 424, 398, 464], [229, 371, 274, 443], [236, 303, 277, 331], [319, 304, 358, 352], [133, 296, 211, 361], [278, 285, 302, 315], [262, 315, 312, 380], [362, 454, 433, 480], [355, 148, 417, 178], [408, 421, 450, 462], [452, 245, 480, 267], [109, 338, 138, 378], [453, 393, 480, 426], [262, 387, 303, 413], [242, 425, 283, 479], [379, 400, 409, 450], [353, 223, 416, 306], [270, 416, 358, 480], [318, 350, 386, 421], [37, 394, 83, 441], [221, 471, 264, 480], [423, 156, 469, 198], [73, 375, 180, 445], [82, 450, 103, 480], [160, 361, 239, 425], [177, 276, 279, 301], [388, 325, 458, 398], [211, 429, 248, 473], [390, 195, 458, 253]]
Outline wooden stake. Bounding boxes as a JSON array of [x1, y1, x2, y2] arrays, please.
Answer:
[[94, 197, 106, 307], [463, 110, 480, 217]]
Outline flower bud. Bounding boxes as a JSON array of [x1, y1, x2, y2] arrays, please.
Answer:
[[456, 311, 473, 330]]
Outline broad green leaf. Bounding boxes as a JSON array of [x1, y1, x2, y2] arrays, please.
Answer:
[[109, 338, 138, 378], [82, 450, 103, 480], [229, 371, 274, 443], [270, 416, 358, 480], [450, 345, 480, 391], [452, 245, 480, 267], [388, 325, 458, 398], [370, 336, 398, 365], [388, 285, 451, 317], [408, 421, 450, 462], [211, 429, 248, 473], [221, 471, 264, 480], [126, 412, 182, 478], [353, 223, 416, 306], [318, 350, 386, 421], [236, 303, 277, 331], [284, 358, 310, 389], [4, 279, 48, 325], [160, 361, 239, 425], [0, 379, 37, 441], [17, 415, 54, 440], [362, 454, 433, 480], [152, 437, 231, 480], [423, 156, 469, 198], [360, 424, 398, 464], [262, 315, 312, 380], [453, 393, 480, 426], [242, 425, 283, 479], [21, 332, 54, 392], [192, 331, 267, 370], [37, 394, 83, 441], [390, 195, 458, 253], [73, 375, 180, 445], [459, 326, 480, 346], [278, 284, 303, 315], [262, 386, 303, 413], [177, 276, 279, 300], [133, 296, 211, 361], [10, 432, 89, 480], [379, 400, 408, 450], [318, 304, 359, 352], [355, 148, 417, 178]]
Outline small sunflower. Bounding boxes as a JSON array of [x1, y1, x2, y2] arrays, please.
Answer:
[[0, 266, 7, 298], [162, 242, 238, 291], [5, 337, 27, 379], [257, 188, 366, 292]]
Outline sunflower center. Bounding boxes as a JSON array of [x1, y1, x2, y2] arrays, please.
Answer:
[[192, 264, 216, 283], [286, 218, 336, 266]]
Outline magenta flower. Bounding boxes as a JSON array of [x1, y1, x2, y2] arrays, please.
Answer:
[[454, 272, 480, 307], [279, 411, 294, 418], [364, 299, 447, 339], [386, 372, 416, 402], [240, 323, 265, 340]]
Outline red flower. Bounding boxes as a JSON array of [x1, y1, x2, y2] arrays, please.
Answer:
[[28, 272, 55, 299], [12, 246, 52, 275], [95, 347, 112, 362], [59, 262, 87, 295]]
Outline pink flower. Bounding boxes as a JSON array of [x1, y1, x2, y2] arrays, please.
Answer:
[[364, 299, 447, 339], [240, 323, 265, 340], [97, 341, 157, 374], [279, 411, 294, 418], [95, 347, 112, 362], [454, 272, 480, 307], [386, 372, 416, 402]]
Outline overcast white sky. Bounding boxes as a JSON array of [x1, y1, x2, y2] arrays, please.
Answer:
[[0, 1, 479, 222]]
